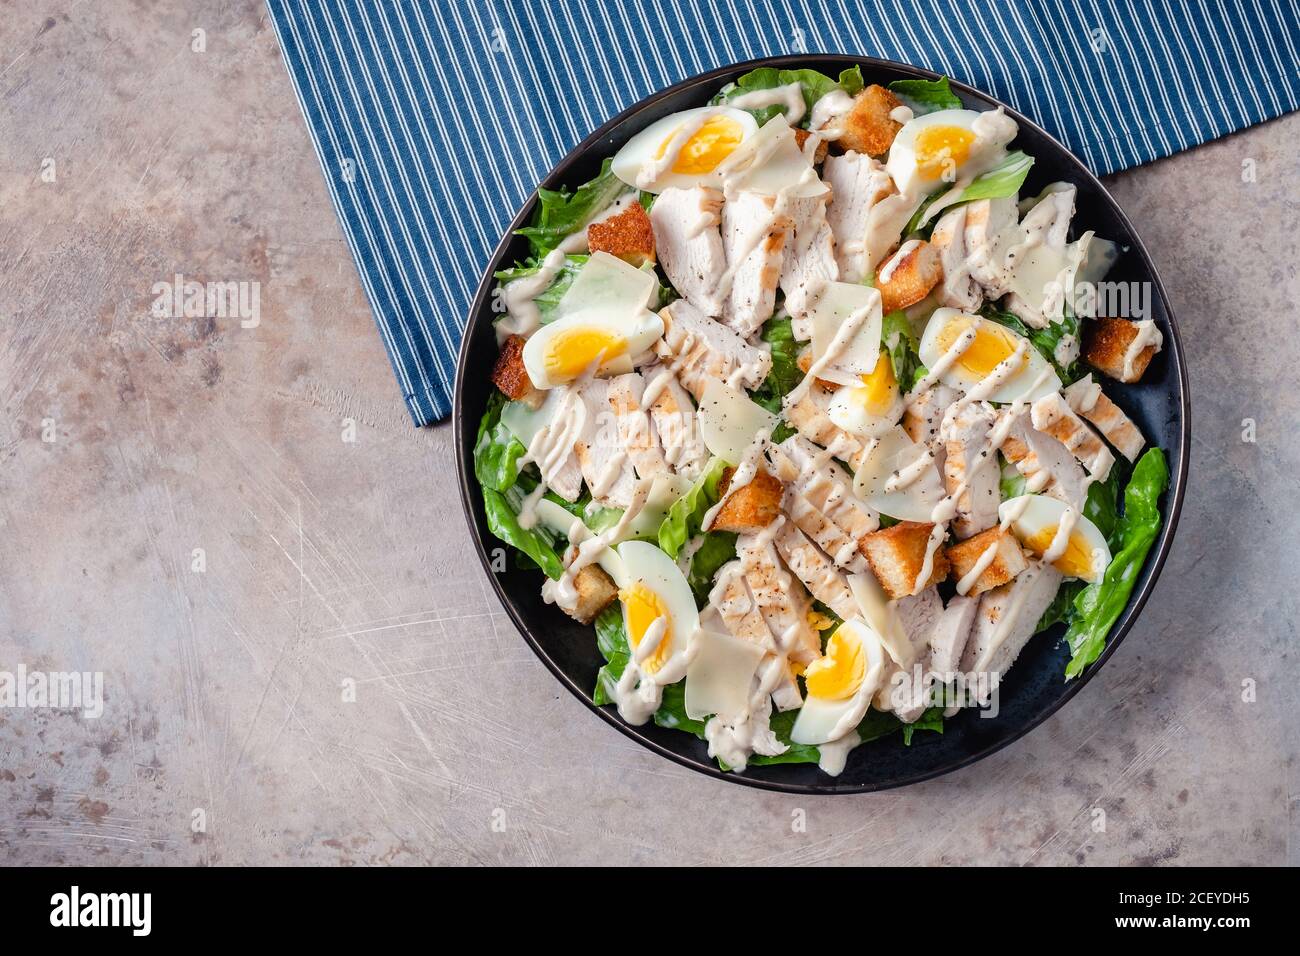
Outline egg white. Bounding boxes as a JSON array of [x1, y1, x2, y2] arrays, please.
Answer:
[[617, 541, 700, 683]]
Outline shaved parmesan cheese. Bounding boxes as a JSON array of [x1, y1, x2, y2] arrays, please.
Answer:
[[697, 379, 777, 465]]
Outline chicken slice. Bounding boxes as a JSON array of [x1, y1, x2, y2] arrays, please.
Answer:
[[781, 387, 872, 471], [737, 525, 820, 666], [1062, 375, 1145, 462], [889, 592, 979, 722], [709, 560, 802, 710], [1030, 392, 1115, 483], [721, 191, 786, 336], [941, 401, 1001, 539], [960, 562, 1064, 704], [643, 370, 710, 480], [574, 378, 636, 508], [929, 205, 983, 311], [650, 185, 727, 316], [779, 192, 838, 340], [773, 523, 859, 622], [771, 435, 879, 541], [822, 151, 894, 283], [902, 384, 959, 468], [1000, 411, 1089, 509], [606, 372, 670, 480], [654, 298, 771, 402], [781, 488, 869, 573]]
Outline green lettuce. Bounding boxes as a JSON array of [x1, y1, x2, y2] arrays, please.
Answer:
[[474, 392, 526, 493], [593, 604, 630, 706], [888, 76, 962, 114], [714, 66, 865, 126], [1063, 448, 1169, 678], [516, 158, 626, 257], [956, 151, 1035, 204], [882, 310, 927, 391], [750, 315, 802, 415], [688, 532, 738, 604], [657, 457, 729, 559], [493, 255, 587, 324]]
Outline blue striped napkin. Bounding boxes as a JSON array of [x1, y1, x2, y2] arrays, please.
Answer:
[[267, 0, 1299, 426]]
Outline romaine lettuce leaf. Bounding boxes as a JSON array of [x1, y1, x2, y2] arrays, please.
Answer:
[[516, 158, 625, 257], [493, 255, 587, 324], [657, 457, 729, 559], [882, 310, 926, 391], [688, 531, 738, 604], [957, 151, 1035, 204], [482, 487, 565, 581], [474, 392, 527, 493], [714, 66, 865, 126], [1063, 448, 1169, 678], [887, 76, 962, 114], [593, 604, 630, 705], [750, 315, 802, 416]]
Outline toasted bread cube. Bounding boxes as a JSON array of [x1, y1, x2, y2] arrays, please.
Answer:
[[568, 564, 618, 625], [834, 85, 904, 156], [945, 526, 1027, 597], [1084, 317, 1161, 383], [587, 202, 656, 267], [792, 127, 830, 164], [491, 334, 539, 403], [877, 240, 942, 313], [860, 521, 949, 599], [710, 468, 783, 533]]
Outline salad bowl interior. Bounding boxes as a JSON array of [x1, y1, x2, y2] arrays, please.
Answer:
[[454, 55, 1187, 793]]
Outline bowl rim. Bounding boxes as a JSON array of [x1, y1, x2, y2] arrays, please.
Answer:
[[453, 53, 1190, 794]]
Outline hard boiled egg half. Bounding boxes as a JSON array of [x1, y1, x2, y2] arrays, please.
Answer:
[[886, 108, 1018, 196], [999, 494, 1111, 583], [617, 541, 699, 684], [918, 308, 1061, 403], [612, 106, 759, 193], [827, 350, 904, 439], [522, 252, 664, 389], [790, 618, 888, 746]]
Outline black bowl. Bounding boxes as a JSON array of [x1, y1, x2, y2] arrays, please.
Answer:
[[453, 55, 1188, 793]]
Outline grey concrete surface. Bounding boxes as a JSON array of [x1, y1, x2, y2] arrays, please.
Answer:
[[1, 2, 1296, 866]]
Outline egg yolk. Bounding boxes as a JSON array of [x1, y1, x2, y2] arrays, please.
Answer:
[[936, 318, 1027, 378], [1025, 526, 1096, 578], [621, 583, 673, 675], [804, 626, 866, 701], [850, 351, 899, 415], [543, 327, 626, 382], [914, 125, 976, 180], [657, 116, 744, 175]]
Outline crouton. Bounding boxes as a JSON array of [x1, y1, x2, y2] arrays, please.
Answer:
[[491, 334, 539, 404], [587, 201, 656, 267], [569, 565, 618, 625], [945, 526, 1028, 597], [859, 521, 949, 599], [834, 84, 904, 156], [710, 468, 783, 533], [877, 239, 943, 313], [1084, 317, 1162, 383], [792, 127, 830, 164]]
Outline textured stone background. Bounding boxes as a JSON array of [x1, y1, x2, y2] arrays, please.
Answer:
[[1, 2, 1295, 866]]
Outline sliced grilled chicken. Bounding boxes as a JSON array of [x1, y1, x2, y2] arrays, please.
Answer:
[[720, 191, 786, 336], [1062, 375, 1145, 462], [574, 378, 636, 508], [1000, 411, 1089, 509], [650, 185, 727, 316], [771, 435, 879, 541], [606, 372, 670, 480], [941, 401, 1001, 539], [736, 525, 821, 666], [1030, 392, 1115, 483], [773, 522, 860, 622], [961, 563, 1064, 704], [779, 192, 838, 339], [643, 370, 710, 480], [781, 489, 870, 573], [822, 151, 894, 283], [709, 561, 802, 710], [929, 205, 983, 311], [902, 383, 960, 463], [654, 298, 772, 402]]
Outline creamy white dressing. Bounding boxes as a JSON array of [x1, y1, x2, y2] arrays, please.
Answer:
[[729, 82, 807, 124], [809, 88, 856, 133], [1040, 506, 1078, 564], [877, 238, 922, 285], [911, 522, 947, 593], [515, 386, 589, 528], [956, 539, 1001, 595], [888, 104, 914, 125]]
